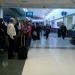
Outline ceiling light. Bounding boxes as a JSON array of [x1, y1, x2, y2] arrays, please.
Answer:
[[23, 8, 28, 12]]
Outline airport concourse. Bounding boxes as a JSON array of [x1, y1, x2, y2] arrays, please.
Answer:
[[0, 1, 75, 74]]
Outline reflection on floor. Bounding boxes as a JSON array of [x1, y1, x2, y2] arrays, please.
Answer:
[[0, 51, 8, 75], [22, 48, 75, 75], [0, 51, 25, 75], [8, 60, 25, 75], [0, 48, 75, 75], [0, 33, 75, 75], [31, 33, 75, 48]]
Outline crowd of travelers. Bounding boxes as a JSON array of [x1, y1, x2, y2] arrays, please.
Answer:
[[0, 17, 67, 59]]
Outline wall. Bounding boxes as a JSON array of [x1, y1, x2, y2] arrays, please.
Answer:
[[31, 19, 44, 26], [0, 8, 3, 18], [67, 16, 73, 30], [3, 8, 21, 17], [32, 19, 44, 22], [45, 9, 75, 20], [72, 15, 75, 24], [45, 9, 75, 29]]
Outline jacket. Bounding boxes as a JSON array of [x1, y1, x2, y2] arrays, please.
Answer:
[[7, 23, 16, 39]]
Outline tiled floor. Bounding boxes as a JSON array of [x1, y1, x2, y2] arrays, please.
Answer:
[[7, 48, 75, 75], [22, 48, 75, 75], [1, 48, 75, 75], [0, 33, 75, 75], [31, 33, 75, 48], [0, 51, 8, 75]]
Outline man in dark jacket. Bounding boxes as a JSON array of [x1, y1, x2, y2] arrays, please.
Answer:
[[60, 24, 67, 39], [0, 18, 6, 49], [45, 25, 51, 39]]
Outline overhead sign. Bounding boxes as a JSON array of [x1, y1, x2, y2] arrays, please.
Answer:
[[3, 16, 11, 22], [61, 11, 67, 16], [26, 12, 33, 18]]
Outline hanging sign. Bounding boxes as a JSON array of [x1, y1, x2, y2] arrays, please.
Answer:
[[61, 11, 67, 16], [26, 12, 33, 18]]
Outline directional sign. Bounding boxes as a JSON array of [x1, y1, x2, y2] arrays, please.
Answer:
[[3, 16, 11, 22], [26, 12, 33, 18], [61, 11, 67, 16]]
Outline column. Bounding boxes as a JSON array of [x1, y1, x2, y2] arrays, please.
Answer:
[[72, 15, 75, 25], [67, 16, 72, 30], [63, 17, 67, 27], [0, 8, 3, 18]]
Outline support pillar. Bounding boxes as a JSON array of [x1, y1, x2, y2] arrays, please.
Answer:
[[0, 8, 3, 18]]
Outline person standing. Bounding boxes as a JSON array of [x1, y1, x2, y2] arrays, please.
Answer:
[[36, 24, 41, 40], [45, 25, 50, 39], [0, 18, 7, 50], [27, 21, 32, 47], [60, 23, 67, 39], [7, 18, 16, 59]]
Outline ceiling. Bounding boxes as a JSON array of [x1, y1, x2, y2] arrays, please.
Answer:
[[27, 8, 51, 18], [0, 0, 75, 8], [3, 8, 52, 19], [1, 0, 75, 20], [3, 8, 25, 17]]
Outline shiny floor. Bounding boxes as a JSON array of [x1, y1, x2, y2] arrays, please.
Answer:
[[22, 48, 75, 75], [0, 33, 75, 75], [0, 48, 75, 75], [31, 33, 75, 48]]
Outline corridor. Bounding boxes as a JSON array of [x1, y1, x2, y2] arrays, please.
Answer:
[[0, 7, 75, 75]]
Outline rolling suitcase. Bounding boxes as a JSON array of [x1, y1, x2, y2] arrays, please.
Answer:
[[18, 34, 28, 60]]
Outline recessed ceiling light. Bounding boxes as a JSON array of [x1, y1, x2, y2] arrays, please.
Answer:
[[23, 8, 28, 12]]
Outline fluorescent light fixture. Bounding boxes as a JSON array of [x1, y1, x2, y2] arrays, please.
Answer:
[[45, 9, 59, 20], [23, 8, 28, 12]]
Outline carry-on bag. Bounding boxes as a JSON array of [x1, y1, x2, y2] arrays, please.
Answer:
[[18, 34, 28, 60]]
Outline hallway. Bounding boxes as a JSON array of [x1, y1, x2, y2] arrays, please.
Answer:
[[1, 0, 75, 74]]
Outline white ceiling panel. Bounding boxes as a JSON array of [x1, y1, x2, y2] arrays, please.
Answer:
[[0, 0, 75, 8], [27, 8, 51, 18]]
